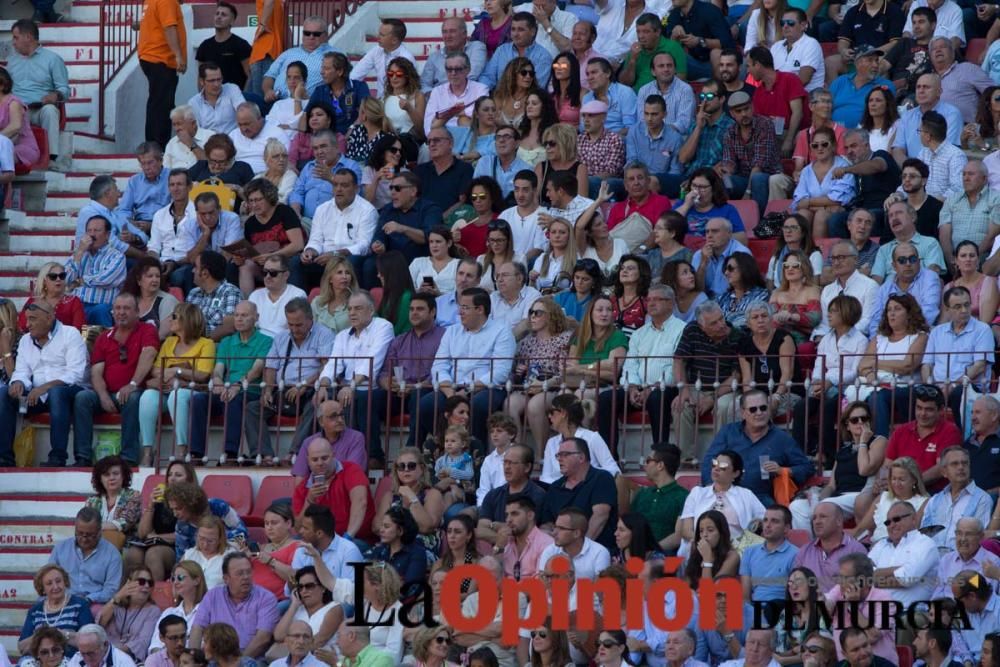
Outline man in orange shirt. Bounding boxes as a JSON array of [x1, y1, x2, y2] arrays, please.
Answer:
[[137, 0, 187, 149], [247, 0, 286, 98]]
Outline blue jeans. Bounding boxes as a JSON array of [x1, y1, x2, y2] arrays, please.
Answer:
[[869, 386, 916, 437], [168, 263, 195, 295], [246, 59, 274, 100], [686, 57, 715, 81], [0, 384, 83, 465], [189, 391, 254, 457], [73, 389, 142, 465], [353, 387, 421, 462], [83, 302, 113, 326], [728, 173, 771, 216]]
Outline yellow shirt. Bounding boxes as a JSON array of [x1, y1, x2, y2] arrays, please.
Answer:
[[155, 336, 216, 375]]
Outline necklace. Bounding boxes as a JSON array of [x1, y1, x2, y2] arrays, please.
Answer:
[[42, 597, 68, 627]]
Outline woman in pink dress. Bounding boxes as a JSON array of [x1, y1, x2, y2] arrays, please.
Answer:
[[0, 68, 39, 167]]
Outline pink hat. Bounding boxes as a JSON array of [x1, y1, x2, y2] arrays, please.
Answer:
[[580, 100, 609, 115]]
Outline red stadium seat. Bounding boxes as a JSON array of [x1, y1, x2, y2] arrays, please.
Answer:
[[152, 581, 174, 610], [731, 199, 759, 237], [371, 287, 383, 310], [140, 474, 165, 505], [308, 287, 320, 302], [967, 38, 987, 65], [684, 236, 706, 252], [820, 42, 839, 57], [169, 287, 184, 303], [246, 475, 299, 526], [202, 474, 253, 517], [781, 158, 796, 177], [896, 645, 913, 667], [748, 238, 777, 276], [787, 529, 811, 547], [764, 199, 793, 216], [677, 475, 700, 490]]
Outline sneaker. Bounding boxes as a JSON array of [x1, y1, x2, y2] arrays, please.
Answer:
[[40, 460, 67, 468]]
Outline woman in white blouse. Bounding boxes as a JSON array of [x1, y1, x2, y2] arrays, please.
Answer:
[[677, 450, 766, 557], [539, 393, 621, 484], [361, 563, 405, 663], [180, 516, 236, 590], [791, 126, 856, 239], [273, 566, 344, 651], [852, 456, 929, 543], [409, 226, 461, 295]]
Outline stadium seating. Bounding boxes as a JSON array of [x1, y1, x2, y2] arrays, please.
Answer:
[[202, 474, 254, 517]]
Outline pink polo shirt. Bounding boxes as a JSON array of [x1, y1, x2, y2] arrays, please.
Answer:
[[503, 526, 555, 580]]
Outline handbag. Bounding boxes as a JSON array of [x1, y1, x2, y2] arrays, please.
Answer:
[[190, 177, 236, 212], [13, 424, 34, 467], [754, 212, 785, 239]]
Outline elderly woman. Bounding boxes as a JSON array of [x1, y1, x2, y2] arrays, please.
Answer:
[[506, 296, 572, 448], [254, 138, 297, 204], [187, 133, 255, 205], [163, 482, 248, 562], [677, 450, 766, 557], [181, 516, 236, 589], [120, 257, 180, 340], [536, 123, 588, 206], [84, 455, 142, 551], [19, 627, 72, 667], [18, 262, 85, 331], [791, 126, 856, 238], [734, 303, 799, 423], [311, 256, 358, 333], [237, 178, 305, 295], [716, 252, 769, 328], [97, 567, 160, 661], [137, 303, 216, 465], [165, 105, 212, 169], [18, 565, 93, 656], [405, 625, 461, 667]]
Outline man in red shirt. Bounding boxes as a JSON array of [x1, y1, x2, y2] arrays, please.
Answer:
[[747, 45, 809, 157], [73, 292, 160, 467], [884, 384, 962, 493], [292, 437, 374, 542], [606, 163, 672, 242]]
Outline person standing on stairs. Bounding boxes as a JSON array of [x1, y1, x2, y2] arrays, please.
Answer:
[[7, 19, 69, 167], [137, 0, 187, 151], [28, 0, 64, 24], [194, 2, 252, 91]]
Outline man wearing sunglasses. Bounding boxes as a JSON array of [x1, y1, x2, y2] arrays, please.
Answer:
[[248, 255, 307, 338], [478, 12, 553, 89], [350, 19, 416, 99], [770, 9, 824, 93], [866, 499, 940, 606], [262, 17, 334, 103], [677, 80, 734, 178], [424, 52, 489, 136], [868, 243, 941, 338], [420, 18, 487, 91]]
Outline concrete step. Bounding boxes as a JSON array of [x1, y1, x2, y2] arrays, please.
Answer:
[[9, 231, 74, 253], [0, 551, 49, 574], [43, 43, 125, 63], [64, 97, 93, 118], [0, 520, 75, 549], [0, 579, 43, 604], [36, 192, 87, 213], [0, 634, 18, 661], [65, 62, 99, 80], [0, 254, 68, 272], [0, 275, 32, 292], [11, 212, 77, 231], [38, 23, 128, 42], [0, 470, 97, 495], [70, 154, 142, 173], [0, 604, 32, 630], [72, 133, 119, 155], [50, 172, 130, 192]]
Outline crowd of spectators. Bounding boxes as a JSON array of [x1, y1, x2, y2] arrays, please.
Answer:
[[12, 0, 1000, 666]]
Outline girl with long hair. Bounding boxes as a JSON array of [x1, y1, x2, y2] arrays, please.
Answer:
[[477, 220, 519, 291], [553, 257, 602, 321], [383, 57, 425, 140], [518, 90, 559, 165], [661, 260, 707, 323], [346, 97, 394, 163], [860, 86, 900, 153], [530, 217, 577, 291], [684, 510, 739, 588], [494, 57, 540, 126], [363, 133, 411, 209], [550, 52, 584, 125], [410, 226, 461, 296], [376, 251, 415, 335]]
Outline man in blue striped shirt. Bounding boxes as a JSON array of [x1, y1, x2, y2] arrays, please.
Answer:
[[66, 216, 127, 327]]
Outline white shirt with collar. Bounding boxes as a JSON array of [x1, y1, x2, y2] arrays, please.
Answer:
[[541, 427, 621, 483], [164, 127, 214, 170], [67, 646, 136, 667], [11, 321, 87, 398], [321, 316, 395, 385], [811, 326, 868, 386], [307, 196, 379, 257], [535, 8, 580, 56], [539, 537, 612, 580], [814, 269, 879, 339], [719, 659, 781, 667], [770, 34, 824, 92], [499, 205, 548, 257], [867, 529, 941, 606], [148, 200, 196, 262], [490, 285, 543, 328], [270, 655, 327, 667], [227, 121, 291, 173], [476, 445, 511, 505], [249, 284, 307, 338], [351, 43, 418, 98]]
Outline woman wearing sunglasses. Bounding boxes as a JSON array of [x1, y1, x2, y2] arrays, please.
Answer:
[[18, 566, 93, 658], [364, 134, 412, 210], [769, 249, 822, 344], [274, 566, 344, 651], [530, 218, 577, 292], [790, 400, 884, 530], [852, 457, 928, 543], [449, 177, 505, 258], [677, 450, 766, 557], [84, 455, 142, 552], [594, 629, 632, 667], [494, 58, 541, 127], [409, 625, 460, 667], [372, 447, 445, 564], [528, 619, 573, 667], [97, 567, 161, 662], [773, 566, 822, 665], [536, 124, 588, 206], [383, 58, 425, 142], [716, 252, 769, 329], [148, 561, 206, 654], [791, 89, 847, 181], [765, 214, 822, 291], [20, 627, 71, 667], [800, 632, 837, 667], [18, 261, 85, 331], [790, 126, 856, 239]]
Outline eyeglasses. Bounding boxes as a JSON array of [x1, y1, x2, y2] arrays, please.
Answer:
[[263, 269, 287, 278], [445, 66, 467, 73], [37, 648, 64, 657], [745, 405, 768, 414], [723, 265, 737, 273], [519, 69, 535, 77], [171, 574, 187, 583], [435, 636, 452, 644], [883, 513, 914, 527], [302, 30, 324, 37], [47, 272, 67, 281], [599, 640, 621, 649], [848, 415, 870, 424], [895, 255, 920, 265], [389, 184, 413, 192], [711, 459, 731, 469], [531, 631, 549, 639], [134, 577, 153, 587], [914, 384, 942, 399], [207, 158, 230, 167], [780, 18, 798, 25], [387, 71, 406, 78], [470, 193, 489, 201], [297, 581, 320, 591], [528, 308, 547, 317], [396, 461, 419, 471], [387, 146, 402, 154], [543, 140, 558, 148], [553, 523, 577, 531], [830, 254, 853, 262], [783, 263, 802, 270], [555, 450, 581, 458], [496, 133, 517, 140], [810, 141, 831, 149], [698, 92, 717, 101]]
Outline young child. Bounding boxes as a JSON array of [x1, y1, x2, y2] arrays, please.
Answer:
[[179, 649, 208, 667], [477, 413, 518, 505], [434, 425, 475, 513]]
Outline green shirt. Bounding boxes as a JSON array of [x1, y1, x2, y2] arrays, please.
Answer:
[[577, 328, 629, 365], [624, 36, 688, 91], [381, 289, 413, 335], [345, 645, 395, 667], [216, 329, 273, 393], [631, 480, 689, 542]]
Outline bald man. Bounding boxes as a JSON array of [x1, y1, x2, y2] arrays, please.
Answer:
[[272, 620, 325, 667], [290, 437, 374, 544]]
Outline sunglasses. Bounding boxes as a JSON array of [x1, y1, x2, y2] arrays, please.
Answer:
[[396, 461, 419, 471], [387, 146, 402, 154], [848, 415, 869, 424], [387, 71, 406, 78], [519, 69, 535, 77], [895, 255, 920, 265], [883, 513, 913, 527], [297, 581, 320, 591], [780, 18, 799, 25], [528, 308, 547, 317], [263, 269, 286, 278], [302, 30, 324, 37], [783, 263, 802, 270], [470, 193, 489, 201], [711, 459, 731, 469], [531, 631, 549, 639], [599, 640, 621, 649], [723, 265, 737, 273], [745, 405, 768, 414], [134, 577, 153, 587], [47, 272, 67, 281], [543, 140, 558, 148], [445, 66, 467, 73], [172, 574, 187, 582], [435, 636, 452, 644], [389, 184, 412, 192], [698, 92, 717, 101], [914, 384, 942, 399], [37, 649, 64, 657], [810, 141, 831, 149], [496, 133, 517, 140]]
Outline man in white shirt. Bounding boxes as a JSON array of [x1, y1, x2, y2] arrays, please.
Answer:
[[490, 261, 542, 333], [350, 19, 417, 98], [0, 299, 87, 467], [598, 284, 685, 447], [420, 18, 487, 91], [269, 620, 325, 667], [292, 169, 377, 292], [813, 240, 879, 339], [904, 0, 966, 51], [188, 63, 246, 134], [532, 0, 579, 56], [227, 102, 289, 173], [68, 625, 136, 667], [318, 290, 394, 408], [148, 168, 196, 286], [538, 507, 611, 580], [542, 170, 595, 226], [164, 105, 211, 169], [867, 499, 940, 606], [498, 169, 546, 264], [770, 8, 824, 92], [423, 52, 490, 136], [248, 255, 307, 338]]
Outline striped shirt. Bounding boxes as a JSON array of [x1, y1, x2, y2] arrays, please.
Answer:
[[721, 114, 782, 176], [918, 141, 967, 201], [67, 244, 126, 306], [674, 320, 744, 384], [19, 595, 94, 651], [939, 186, 1000, 247]]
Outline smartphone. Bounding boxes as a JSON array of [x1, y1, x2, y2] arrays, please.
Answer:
[[249, 544, 261, 557], [423, 276, 435, 288], [314, 473, 326, 486]]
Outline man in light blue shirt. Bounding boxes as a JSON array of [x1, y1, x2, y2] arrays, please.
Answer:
[[891, 72, 964, 160], [8, 19, 69, 162], [435, 259, 482, 327], [289, 504, 364, 584], [49, 508, 122, 604], [739, 505, 799, 602], [583, 58, 638, 133], [635, 52, 697, 135], [75, 175, 150, 260], [263, 19, 338, 101], [289, 130, 363, 220], [691, 218, 751, 298], [418, 287, 516, 445], [174, 191, 244, 293], [115, 142, 171, 230], [921, 285, 994, 431], [869, 242, 942, 337], [625, 95, 685, 187], [919, 447, 993, 549], [472, 125, 532, 197], [420, 18, 487, 91], [479, 12, 554, 89], [188, 62, 246, 134]]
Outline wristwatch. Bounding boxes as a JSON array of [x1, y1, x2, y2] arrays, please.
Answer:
[[699, 37, 706, 48], [545, 25, 554, 34]]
